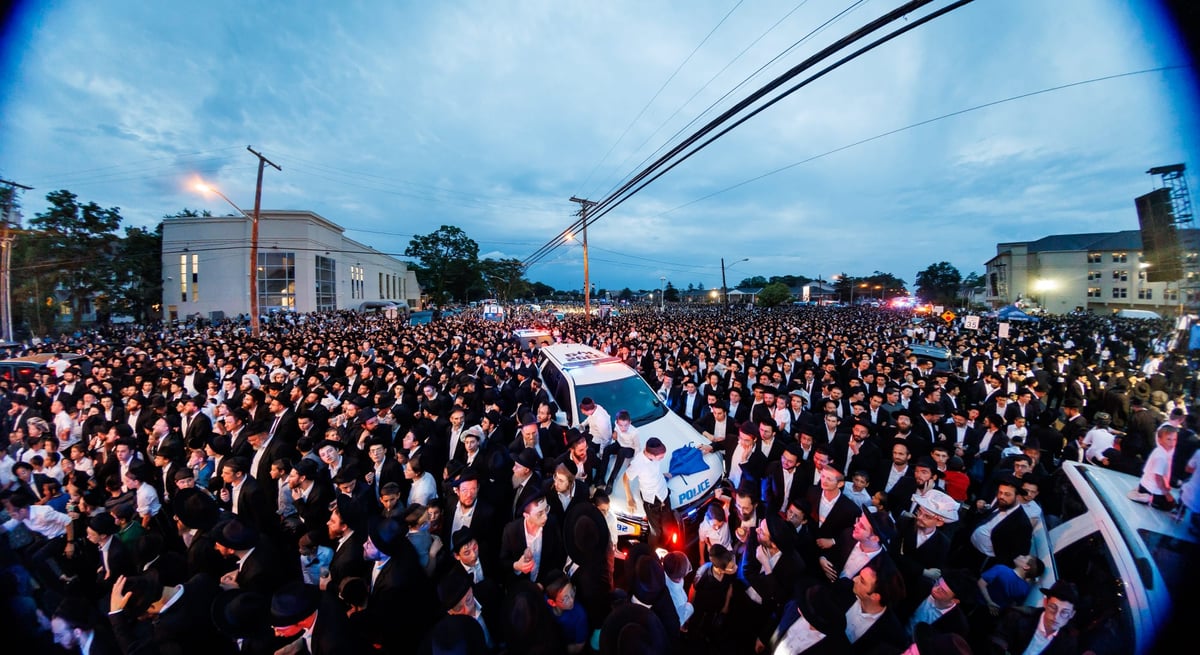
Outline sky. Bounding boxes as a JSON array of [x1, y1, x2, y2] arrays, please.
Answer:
[[1, 0, 1198, 295]]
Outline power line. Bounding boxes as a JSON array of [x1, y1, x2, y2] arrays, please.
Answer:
[[577, 0, 746, 196], [655, 64, 1191, 217], [589, 0, 860, 203], [525, 0, 952, 268]]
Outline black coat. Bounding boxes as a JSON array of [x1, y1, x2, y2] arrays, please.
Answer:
[[108, 573, 225, 655], [499, 515, 567, 585]]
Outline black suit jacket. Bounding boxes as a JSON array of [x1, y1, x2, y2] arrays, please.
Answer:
[[499, 515, 567, 585], [992, 607, 1079, 655], [774, 581, 909, 655], [180, 412, 213, 448], [368, 540, 439, 655], [805, 489, 862, 571], [762, 460, 804, 516], [328, 529, 369, 590], [226, 477, 273, 532], [109, 573, 224, 655], [266, 410, 302, 446], [292, 480, 336, 533], [891, 515, 952, 614]]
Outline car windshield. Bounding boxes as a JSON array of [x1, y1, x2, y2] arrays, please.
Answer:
[[576, 375, 668, 426]]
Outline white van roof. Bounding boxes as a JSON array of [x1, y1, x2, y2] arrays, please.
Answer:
[[1116, 309, 1161, 319]]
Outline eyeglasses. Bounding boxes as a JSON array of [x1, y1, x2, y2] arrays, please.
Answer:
[[1045, 602, 1075, 618]]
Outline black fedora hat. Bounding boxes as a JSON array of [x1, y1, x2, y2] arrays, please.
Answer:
[[599, 602, 668, 655], [212, 589, 272, 640], [216, 518, 259, 551], [269, 581, 321, 627], [173, 487, 220, 531], [367, 516, 406, 558]]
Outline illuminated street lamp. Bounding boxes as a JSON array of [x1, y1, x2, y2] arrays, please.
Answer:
[[195, 181, 260, 336], [659, 276, 666, 311]]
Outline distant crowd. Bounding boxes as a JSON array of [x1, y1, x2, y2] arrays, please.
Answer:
[[0, 304, 1195, 655]]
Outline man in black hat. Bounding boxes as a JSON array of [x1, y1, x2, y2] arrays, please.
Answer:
[[989, 579, 1079, 655], [214, 517, 292, 595], [435, 571, 495, 650], [506, 447, 543, 522], [211, 589, 278, 653], [765, 555, 908, 655], [269, 580, 358, 655], [363, 516, 438, 654], [742, 513, 804, 627], [86, 512, 135, 593], [287, 458, 335, 535], [903, 568, 976, 639], [108, 569, 225, 655]]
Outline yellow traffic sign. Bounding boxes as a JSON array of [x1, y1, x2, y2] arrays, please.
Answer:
[[941, 310, 956, 322]]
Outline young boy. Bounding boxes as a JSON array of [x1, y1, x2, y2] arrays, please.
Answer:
[[845, 470, 873, 510], [697, 503, 731, 564]]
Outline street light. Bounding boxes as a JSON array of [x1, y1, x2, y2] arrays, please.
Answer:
[[195, 181, 260, 336], [721, 257, 748, 312], [659, 276, 666, 311]]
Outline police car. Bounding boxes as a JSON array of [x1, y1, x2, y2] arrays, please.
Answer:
[[534, 342, 725, 556], [1032, 460, 1198, 655]]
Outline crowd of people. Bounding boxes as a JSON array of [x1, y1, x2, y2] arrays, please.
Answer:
[[0, 303, 1194, 655]]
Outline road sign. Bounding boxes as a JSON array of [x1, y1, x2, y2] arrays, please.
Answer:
[[941, 310, 956, 323], [963, 315, 980, 330]]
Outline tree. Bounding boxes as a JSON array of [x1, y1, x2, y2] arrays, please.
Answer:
[[30, 190, 122, 328], [737, 275, 767, 288], [757, 282, 793, 307], [405, 225, 480, 304], [915, 262, 962, 305], [618, 287, 633, 301], [529, 281, 555, 300], [478, 257, 530, 302], [663, 281, 679, 302], [109, 223, 164, 323]]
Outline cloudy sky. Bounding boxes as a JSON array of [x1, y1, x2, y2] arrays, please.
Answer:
[[1, 0, 1197, 294]]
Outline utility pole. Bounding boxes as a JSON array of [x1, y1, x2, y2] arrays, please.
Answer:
[[721, 258, 729, 313], [246, 146, 281, 338], [0, 178, 32, 343], [569, 197, 596, 319]]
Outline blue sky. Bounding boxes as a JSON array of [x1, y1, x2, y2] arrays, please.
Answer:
[[1, 0, 1197, 294]]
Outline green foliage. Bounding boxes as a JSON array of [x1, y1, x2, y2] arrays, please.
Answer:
[[529, 281, 555, 300], [663, 281, 679, 302], [737, 275, 768, 288], [29, 190, 122, 328], [109, 223, 163, 323], [757, 282, 793, 307], [768, 274, 810, 287], [405, 225, 480, 303], [618, 287, 633, 301], [479, 257, 530, 302], [916, 262, 962, 305]]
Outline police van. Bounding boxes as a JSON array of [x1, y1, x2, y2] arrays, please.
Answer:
[[1032, 460, 1198, 654], [534, 342, 725, 558]]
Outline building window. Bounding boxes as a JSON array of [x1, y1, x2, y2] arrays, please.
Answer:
[[179, 255, 187, 303], [1187, 251, 1199, 264], [1165, 288, 1179, 302], [1087, 287, 1101, 298], [315, 256, 336, 311], [1112, 252, 1127, 263], [258, 252, 296, 310], [351, 265, 364, 300], [1138, 269, 1147, 281], [191, 254, 199, 302], [1087, 271, 1101, 281], [379, 272, 385, 299], [1111, 287, 1127, 299], [1112, 270, 1128, 282], [1138, 288, 1153, 300], [1087, 252, 1102, 264]]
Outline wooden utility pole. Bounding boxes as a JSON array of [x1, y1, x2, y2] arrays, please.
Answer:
[[246, 146, 280, 337], [0, 178, 32, 343], [569, 197, 596, 318]]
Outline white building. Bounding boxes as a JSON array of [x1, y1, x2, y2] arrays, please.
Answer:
[[161, 210, 421, 322], [984, 229, 1199, 316]]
